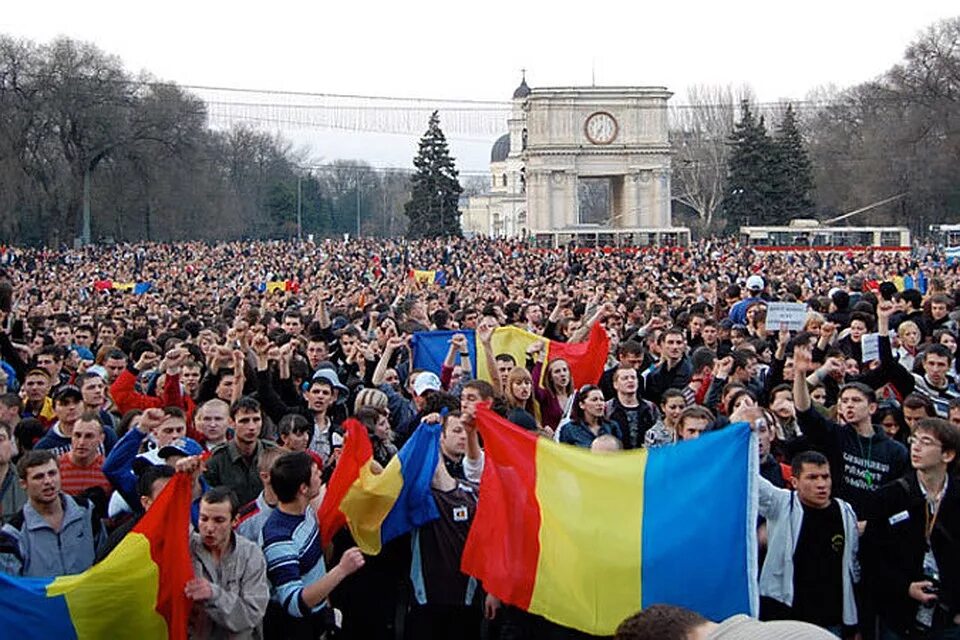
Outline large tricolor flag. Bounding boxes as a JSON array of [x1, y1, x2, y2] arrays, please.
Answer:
[[476, 322, 610, 388], [319, 419, 441, 554], [462, 406, 758, 636], [0, 472, 194, 640]]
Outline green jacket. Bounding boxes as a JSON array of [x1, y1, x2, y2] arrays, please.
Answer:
[[203, 440, 278, 506]]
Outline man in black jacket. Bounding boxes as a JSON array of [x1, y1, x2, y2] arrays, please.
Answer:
[[604, 366, 658, 450], [793, 343, 909, 519], [864, 417, 960, 639], [642, 328, 692, 404]]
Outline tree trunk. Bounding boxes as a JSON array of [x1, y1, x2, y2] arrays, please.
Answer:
[[82, 166, 92, 245]]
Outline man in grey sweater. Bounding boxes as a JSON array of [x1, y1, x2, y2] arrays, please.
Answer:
[[186, 485, 270, 639]]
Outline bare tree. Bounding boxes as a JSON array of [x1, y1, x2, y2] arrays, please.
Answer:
[[669, 85, 753, 230], [805, 17, 960, 230]]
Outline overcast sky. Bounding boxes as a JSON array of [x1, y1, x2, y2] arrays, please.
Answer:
[[5, 1, 957, 172]]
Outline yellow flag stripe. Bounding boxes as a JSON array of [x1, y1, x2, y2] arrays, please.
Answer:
[[340, 458, 405, 554], [412, 270, 436, 284], [529, 438, 646, 636], [49, 532, 166, 639], [476, 326, 543, 383]]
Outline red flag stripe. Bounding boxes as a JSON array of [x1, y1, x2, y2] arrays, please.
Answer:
[[461, 405, 541, 609], [546, 322, 610, 388], [132, 472, 194, 640], [318, 419, 373, 547]]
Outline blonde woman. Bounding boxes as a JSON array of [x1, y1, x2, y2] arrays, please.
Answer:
[[802, 311, 825, 335], [895, 320, 921, 372]]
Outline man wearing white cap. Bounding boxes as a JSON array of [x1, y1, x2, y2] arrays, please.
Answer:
[[729, 275, 766, 326], [393, 371, 442, 446]]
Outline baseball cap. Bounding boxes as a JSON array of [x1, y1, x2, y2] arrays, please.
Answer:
[[413, 371, 441, 396], [52, 385, 83, 403], [746, 275, 764, 291], [86, 364, 109, 380], [157, 437, 204, 460], [131, 448, 164, 475], [71, 346, 95, 361], [310, 368, 349, 395]]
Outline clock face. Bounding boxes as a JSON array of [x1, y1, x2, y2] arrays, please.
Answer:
[[584, 112, 618, 145]]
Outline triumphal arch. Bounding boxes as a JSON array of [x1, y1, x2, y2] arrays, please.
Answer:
[[462, 78, 683, 243], [522, 84, 673, 231]]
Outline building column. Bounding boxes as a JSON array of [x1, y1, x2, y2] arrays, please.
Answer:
[[550, 171, 570, 228], [527, 171, 545, 230], [563, 172, 577, 227], [638, 170, 655, 226], [659, 167, 672, 227], [623, 173, 641, 227]]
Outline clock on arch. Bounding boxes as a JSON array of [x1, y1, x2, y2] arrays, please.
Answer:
[[584, 111, 618, 145]]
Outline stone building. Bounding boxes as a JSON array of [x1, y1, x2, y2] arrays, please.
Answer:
[[462, 77, 678, 241]]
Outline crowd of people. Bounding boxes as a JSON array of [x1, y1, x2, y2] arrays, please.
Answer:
[[1, 236, 960, 639]]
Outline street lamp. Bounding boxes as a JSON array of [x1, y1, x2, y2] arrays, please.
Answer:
[[356, 169, 362, 238], [296, 173, 303, 242]]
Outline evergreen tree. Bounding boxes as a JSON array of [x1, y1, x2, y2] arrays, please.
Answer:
[[725, 101, 778, 227], [404, 111, 463, 238], [772, 104, 815, 219]]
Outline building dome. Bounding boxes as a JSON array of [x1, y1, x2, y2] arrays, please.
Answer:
[[490, 133, 510, 163], [512, 77, 531, 99]]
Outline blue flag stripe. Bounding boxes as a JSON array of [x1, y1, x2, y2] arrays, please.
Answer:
[[0, 573, 78, 640], [411, 330, 478, 378], [641, 423, 756, 619], [381, 421, 442, 544]]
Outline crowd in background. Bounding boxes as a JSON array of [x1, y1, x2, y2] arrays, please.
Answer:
[[1, 237, 960, 639]]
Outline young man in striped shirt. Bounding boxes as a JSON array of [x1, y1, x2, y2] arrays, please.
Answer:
[[58, 411, 112, 498], [261, 451, 364, 640]]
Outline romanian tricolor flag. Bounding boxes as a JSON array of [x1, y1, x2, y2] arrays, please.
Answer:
[[409, 269, 437, 285], [91, 281, 153, 294], [0, 473, 194, 639], [319, 419, 441, 554], [462, 407, 758, 636], [476, 322, 610, 388], [264, 279, 300, 294]]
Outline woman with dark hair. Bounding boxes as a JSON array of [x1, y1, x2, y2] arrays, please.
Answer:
[[527, 339, 575, 431], [558, 385, 622, 448], [354, 405, 397, 467], [874, 402, 909, 446], [726, 388, 758, 417], [115, 408, 143, 438]]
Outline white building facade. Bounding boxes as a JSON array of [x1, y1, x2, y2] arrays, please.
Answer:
[[462, 78, 676, 238]]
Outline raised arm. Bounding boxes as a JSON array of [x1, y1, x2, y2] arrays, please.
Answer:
[[477, 324, 500, 395], [570, 301, 614, 344], [793, 343, 814, 413], [373, 335, 404, 387]]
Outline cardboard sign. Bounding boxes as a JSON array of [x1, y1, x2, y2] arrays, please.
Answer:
[[764, 302, 808, 332]]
